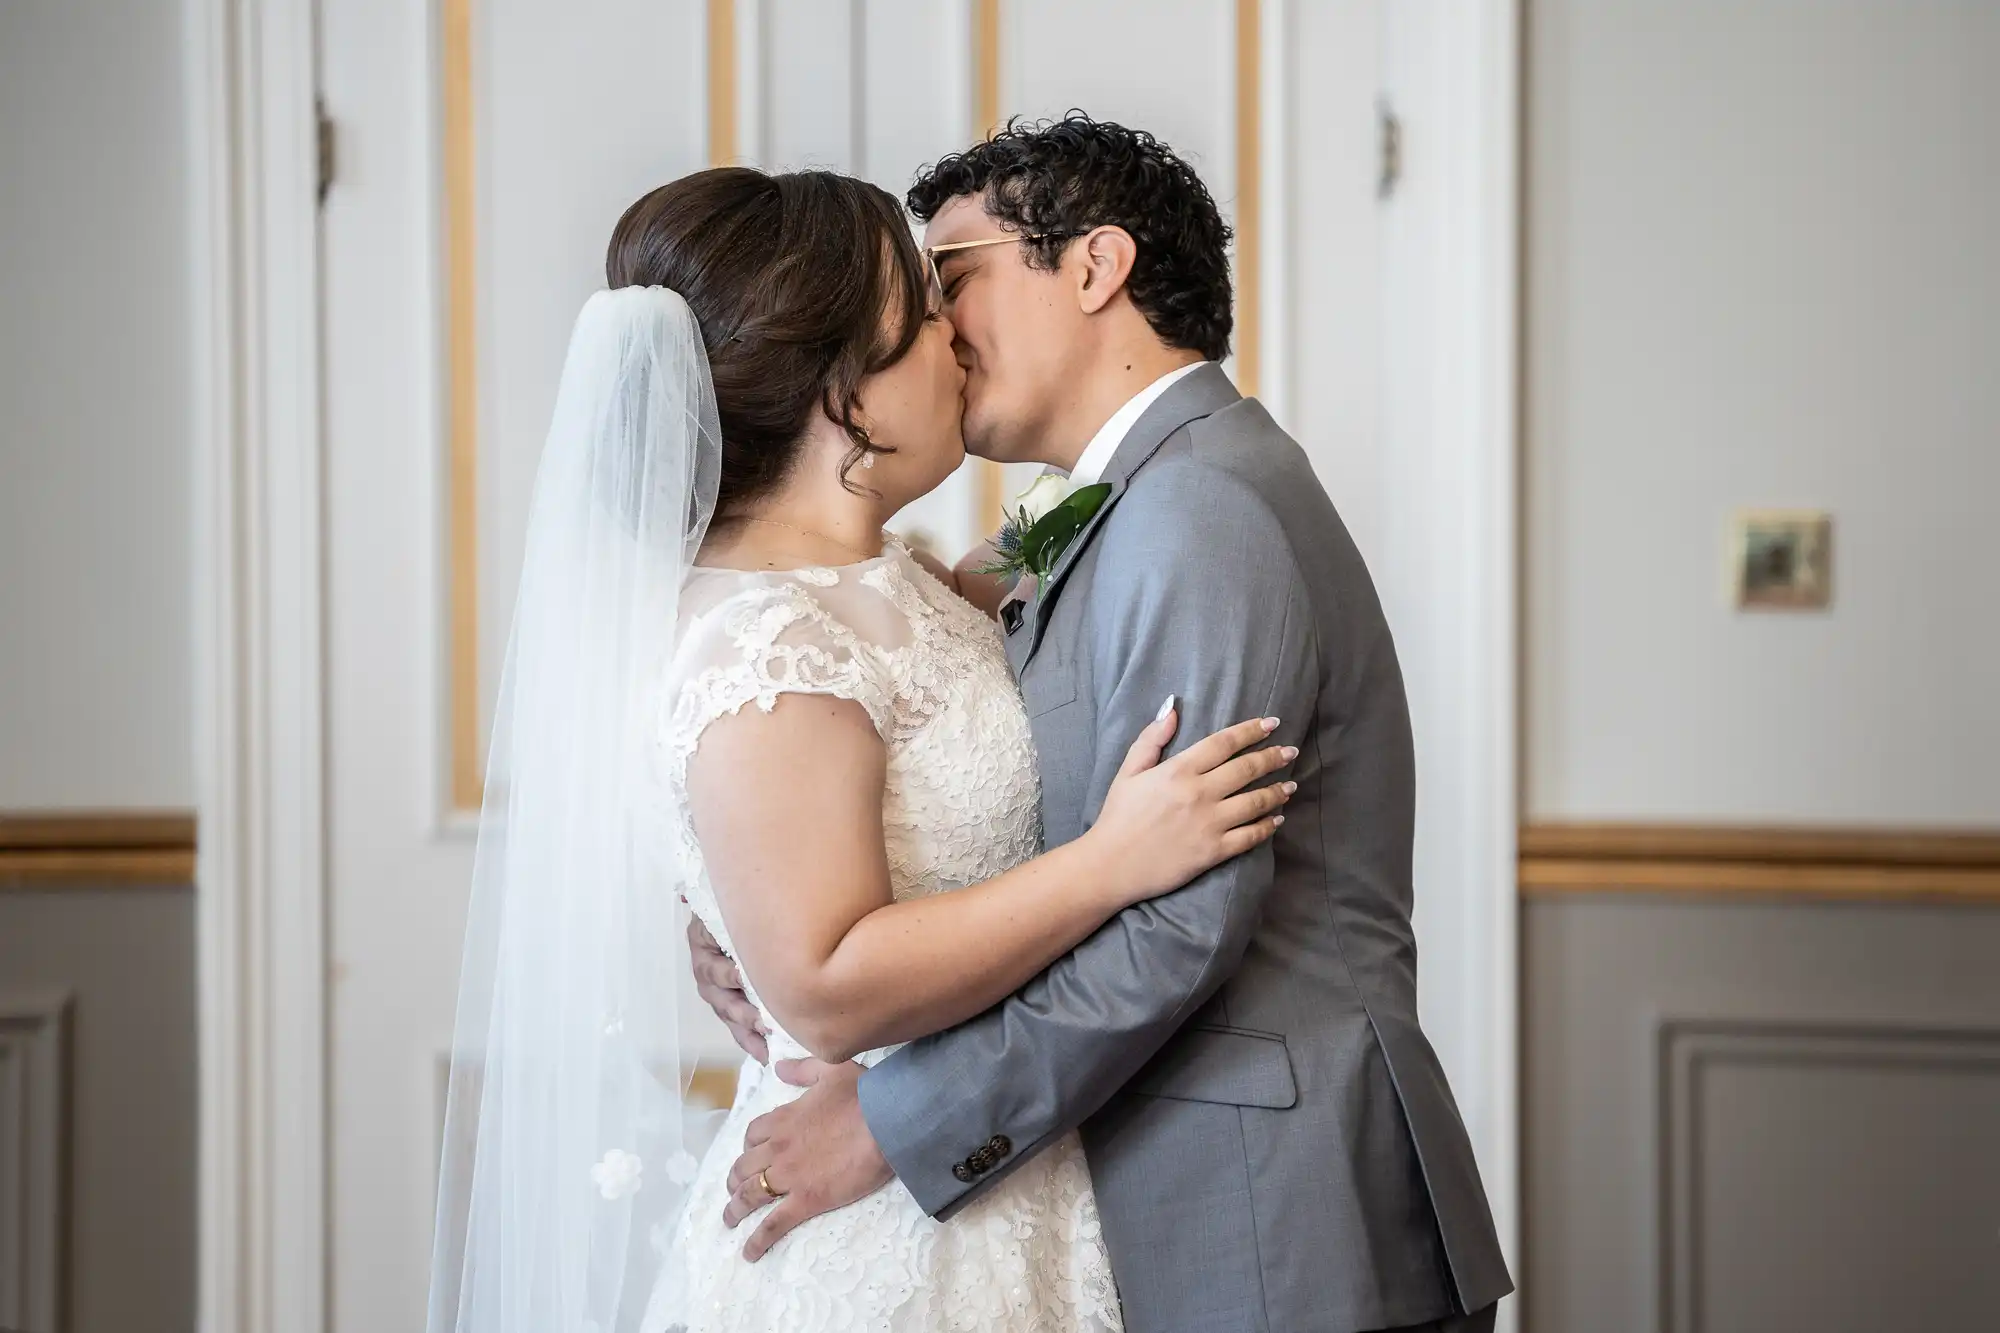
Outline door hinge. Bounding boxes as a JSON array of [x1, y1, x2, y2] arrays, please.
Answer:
[[316, 100, 336, 204], [1377, 99, 1402, 200]]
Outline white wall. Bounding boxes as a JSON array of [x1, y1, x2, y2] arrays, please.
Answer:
[[1526, 0, 2000, 826], [0, 0, 194, 810]]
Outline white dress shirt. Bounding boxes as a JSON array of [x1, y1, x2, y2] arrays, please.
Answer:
[[1065, 361, 1208, 486]]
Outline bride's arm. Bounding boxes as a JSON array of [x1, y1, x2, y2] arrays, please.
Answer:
[[685, 694, 1293, 1064]]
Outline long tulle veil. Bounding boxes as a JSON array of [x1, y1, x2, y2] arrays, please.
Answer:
[[428, 286, 722, 1333]]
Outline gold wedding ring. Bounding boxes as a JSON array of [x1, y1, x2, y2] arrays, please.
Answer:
[[758, 1167, 781, 1199]]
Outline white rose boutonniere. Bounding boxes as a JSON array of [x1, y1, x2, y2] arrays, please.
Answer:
[[977, 475, 1113, 581], [1015, 473, 1075, 525]]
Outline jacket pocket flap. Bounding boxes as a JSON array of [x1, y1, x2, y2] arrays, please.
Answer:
[[1129, 1025, 1298, 1110]]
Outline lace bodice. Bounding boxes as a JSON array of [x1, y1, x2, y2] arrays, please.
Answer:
[[658, 538, 1043, 1064], [643, 539, 1120, 1333]]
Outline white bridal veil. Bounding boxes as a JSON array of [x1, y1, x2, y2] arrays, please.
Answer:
[[429, 286, 722, 1333]]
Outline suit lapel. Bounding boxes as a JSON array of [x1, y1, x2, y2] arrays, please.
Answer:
[[1016, 363, 1242, 667]]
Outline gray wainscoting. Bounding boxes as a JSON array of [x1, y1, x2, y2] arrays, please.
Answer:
[[0, 885, 194, 1333], [1524, 895, 2000, 1333], [0, 992, 68, 1332]]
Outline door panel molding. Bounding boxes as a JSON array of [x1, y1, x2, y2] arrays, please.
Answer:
[[1658, 1018, 2000, 1333], [0, 993, 70, 1333]]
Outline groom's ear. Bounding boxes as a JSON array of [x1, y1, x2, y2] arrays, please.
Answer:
[[1073, 225, 1138, 316]]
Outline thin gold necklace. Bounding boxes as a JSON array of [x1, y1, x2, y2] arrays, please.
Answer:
[[740, 517, 883, 564]]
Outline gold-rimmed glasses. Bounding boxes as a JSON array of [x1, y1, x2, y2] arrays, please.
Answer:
[[921, 232, 1078, 311]]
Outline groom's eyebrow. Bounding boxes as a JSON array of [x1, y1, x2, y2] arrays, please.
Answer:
[[947, 242, 1004, 274]]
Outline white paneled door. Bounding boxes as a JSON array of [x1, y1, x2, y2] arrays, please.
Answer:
[[317, 4, 1518, 1330]]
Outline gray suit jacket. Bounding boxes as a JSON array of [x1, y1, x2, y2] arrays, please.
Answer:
[[859, 365, 1512, 1332]]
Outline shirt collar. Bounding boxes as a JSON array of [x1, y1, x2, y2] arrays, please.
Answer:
[[1065, 361, 1208, 487]]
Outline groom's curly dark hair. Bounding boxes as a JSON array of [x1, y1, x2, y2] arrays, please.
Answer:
[[907, 114, 1234, 362]]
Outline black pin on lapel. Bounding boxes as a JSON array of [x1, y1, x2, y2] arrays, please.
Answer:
[[1002, 600, 1025, 634]]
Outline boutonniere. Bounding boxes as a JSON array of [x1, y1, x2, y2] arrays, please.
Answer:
[[978, 474, 1113, 581]]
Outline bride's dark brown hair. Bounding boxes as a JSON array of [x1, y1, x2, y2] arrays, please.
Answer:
[[606, 167, 932, 512]]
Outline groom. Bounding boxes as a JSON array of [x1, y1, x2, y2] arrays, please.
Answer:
[[691, 115, 1511, 1332]]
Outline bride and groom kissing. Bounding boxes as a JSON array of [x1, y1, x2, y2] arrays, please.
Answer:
[[430, 115, 1510, 1333]]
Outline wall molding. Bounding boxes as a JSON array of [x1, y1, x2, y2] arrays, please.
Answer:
[[443, 0, 484, 815], [187, 0, 328, 1329], [972, 0, 1006, 535], [1378, 4, 1523, 1319], [0, 993, 70, 1333], [0, 812, 196, 887], [1521, 822, 2000, 902], [1232, 0, 1261, 399], [1657, 1018, 2000, 1333], [706, 0, 737, 165], [1253, 0, 1291, 427]]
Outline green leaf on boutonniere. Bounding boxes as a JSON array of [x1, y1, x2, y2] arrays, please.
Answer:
[[975, 482, 1112, 581], [1026, 484, 1111, 573]]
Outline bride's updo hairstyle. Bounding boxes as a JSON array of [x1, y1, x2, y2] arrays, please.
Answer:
[[606, 167, 932, 511]]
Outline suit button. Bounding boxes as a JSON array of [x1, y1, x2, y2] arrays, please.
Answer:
[[969, 1150, 991, 1172], [952, 1163, 974, 1183], [988, 1135, 1012, 1157]]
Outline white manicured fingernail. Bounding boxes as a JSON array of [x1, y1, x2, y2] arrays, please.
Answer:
[[1262, 717, 1281, 731], [1273, 815, 1285, 827], [1155, 694, 1177, 724]]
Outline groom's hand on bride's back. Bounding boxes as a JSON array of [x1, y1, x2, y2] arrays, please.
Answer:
[[687, 915, 769, 1064]]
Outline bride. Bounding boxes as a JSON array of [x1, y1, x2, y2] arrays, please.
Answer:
[[428, 167, 1293, 1333]]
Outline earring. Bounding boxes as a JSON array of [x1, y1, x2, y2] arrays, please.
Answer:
[[861, 452, 876, 470]]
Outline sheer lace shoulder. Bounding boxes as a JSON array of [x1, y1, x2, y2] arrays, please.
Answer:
[[653, 556, 943, 956], [663, 562, 912, 753]]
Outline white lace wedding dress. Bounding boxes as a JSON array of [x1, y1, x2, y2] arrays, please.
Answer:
[[641, 538, 1123, 1333]]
